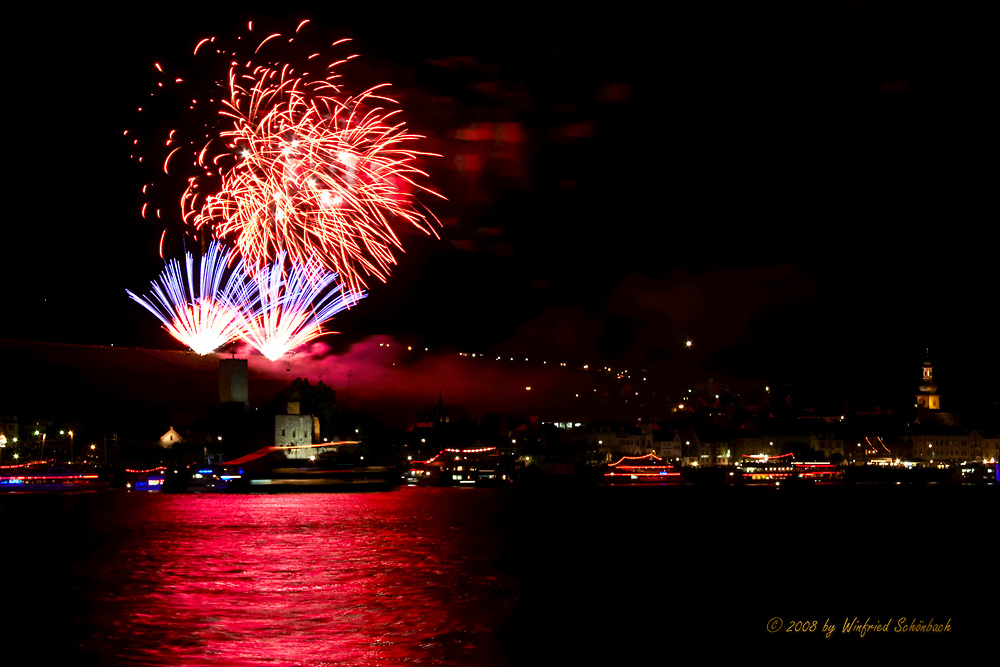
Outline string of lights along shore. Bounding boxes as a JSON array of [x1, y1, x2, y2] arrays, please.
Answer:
[[126, 19, 443, 360]]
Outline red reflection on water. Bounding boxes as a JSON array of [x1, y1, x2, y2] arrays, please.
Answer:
[[81, 490, 516, 666]]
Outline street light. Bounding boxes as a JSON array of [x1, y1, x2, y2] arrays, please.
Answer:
[[69, 431, 74, 463]]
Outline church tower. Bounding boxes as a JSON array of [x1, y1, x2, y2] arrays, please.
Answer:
[[915, 349, 940, 410]]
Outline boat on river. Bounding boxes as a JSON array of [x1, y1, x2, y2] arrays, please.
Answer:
[[601, 453, 683, 485], [0, 463, 107, 492], [163, 445, 399, 493], [728, 453, 844, 485], [128, 467, 167, 491], [951, 461, 998, 485], [405, 447, 518, 486]]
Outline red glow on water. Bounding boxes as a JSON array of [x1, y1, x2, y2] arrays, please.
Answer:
[[79, 491, 516, 666]]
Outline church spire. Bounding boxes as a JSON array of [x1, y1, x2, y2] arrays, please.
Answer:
[[916, 348, 940, 410]]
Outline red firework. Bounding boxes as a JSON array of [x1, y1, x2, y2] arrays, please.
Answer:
[[175, 25, 441, 291], [135, 21, 441, 288]]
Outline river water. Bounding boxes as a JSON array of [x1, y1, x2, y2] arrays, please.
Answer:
[[2, 484, 994, 664]]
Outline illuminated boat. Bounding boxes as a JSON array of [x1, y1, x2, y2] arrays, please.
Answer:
[[182, 464, 247, 492], [0, 463, 107, 492], [164, 450, 399, 493], [729, 453, 796, 485], [601, 453, 683, 485], [133, 472, 165, 491], [951, 461, 999, 485], [123, 466, 167, 491], [729, 453, 843, 485], [405, 447, 516, 486], [793, 460, 845, 484], [404, 459, 446, 486]]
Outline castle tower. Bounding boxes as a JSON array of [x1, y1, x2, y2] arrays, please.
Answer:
[[219, 358, 249, 410], [915, 349, 940, 410]]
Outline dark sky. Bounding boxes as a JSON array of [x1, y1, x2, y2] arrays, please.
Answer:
[[4, 3, 995, 419]]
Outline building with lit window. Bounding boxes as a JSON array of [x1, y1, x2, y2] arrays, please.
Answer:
[[670, 426, 731, 466], [159, 426, 183, 448], [583, 421, 655, 460], [275, 400, 319, 459], [902, 424, 981, 466]]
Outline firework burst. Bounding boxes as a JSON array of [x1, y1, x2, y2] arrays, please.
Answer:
[[134, 21, 441, 289], [234, 252, 365, 361], [190, 72, 441, 293], [126, 241, 250, 355], [128, 21, 437, 358]]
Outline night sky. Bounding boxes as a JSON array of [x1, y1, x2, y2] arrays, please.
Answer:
[[4, 3, 995, 420]]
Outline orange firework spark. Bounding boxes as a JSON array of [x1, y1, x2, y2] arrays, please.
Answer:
[[167, 25, 442, 292]]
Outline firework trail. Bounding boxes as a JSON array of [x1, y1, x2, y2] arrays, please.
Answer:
[[233, 252, 365, 361], [128, 242, 363, 359], [133, 21, 441, 290], [126, 241, 250, 355]]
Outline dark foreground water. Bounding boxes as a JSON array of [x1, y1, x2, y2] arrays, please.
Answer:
[[2, 484, 995, 664]]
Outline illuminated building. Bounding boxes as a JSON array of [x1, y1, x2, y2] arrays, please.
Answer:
[[669, 426, 730, 466], [901, 424, 985, 466], [655, 427, 682, 461], [583, 421, 655, 460], [901, 349, 994, 465], [810, 432, 846, 461], [275, 399, 318, 458], [159, 426, 183, 449], [915, 349, 941, 411], [983, 435, 1000, 462]]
